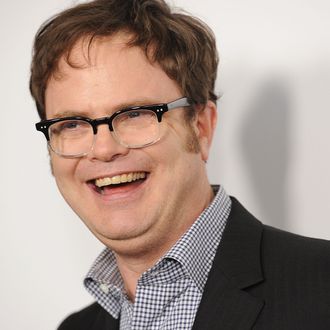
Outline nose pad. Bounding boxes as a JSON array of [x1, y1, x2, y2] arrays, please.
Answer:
[[88, 125, 129, 161]]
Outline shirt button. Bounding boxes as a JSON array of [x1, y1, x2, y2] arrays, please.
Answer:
[[100, 283, 109, 294]]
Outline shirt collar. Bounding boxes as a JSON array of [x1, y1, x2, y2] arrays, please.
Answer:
[[85, 248, 123, 288], [163, 185, 231, 291]]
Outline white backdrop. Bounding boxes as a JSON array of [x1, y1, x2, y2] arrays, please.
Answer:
[[1, 0, 329, 329]]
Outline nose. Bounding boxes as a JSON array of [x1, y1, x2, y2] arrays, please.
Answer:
[[88, 124, 129, 162]]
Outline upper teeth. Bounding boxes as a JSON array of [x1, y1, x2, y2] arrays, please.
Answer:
[[95, 172, 146, 188]]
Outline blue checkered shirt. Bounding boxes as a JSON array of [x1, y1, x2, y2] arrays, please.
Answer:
[[84, 185, 231, 329]]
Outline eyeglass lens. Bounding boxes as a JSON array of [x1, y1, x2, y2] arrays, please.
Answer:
[[48, 109, 160, 156], [49, 119, 94, 157]]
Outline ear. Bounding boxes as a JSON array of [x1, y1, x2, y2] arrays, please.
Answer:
[[194, 100, 217, 162]]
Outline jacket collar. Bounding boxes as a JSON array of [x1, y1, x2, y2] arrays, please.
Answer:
[[192, 197, 265, 330]]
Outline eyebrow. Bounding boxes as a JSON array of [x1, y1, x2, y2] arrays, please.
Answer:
[[50, 110, 90, 119], [50, 98, 164, 119]]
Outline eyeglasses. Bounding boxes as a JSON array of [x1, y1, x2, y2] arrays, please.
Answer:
[[35, 97, 192, 158]]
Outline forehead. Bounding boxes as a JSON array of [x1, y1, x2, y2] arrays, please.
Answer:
[[45, 33, 182, 118], [56, 32, 135, 72]]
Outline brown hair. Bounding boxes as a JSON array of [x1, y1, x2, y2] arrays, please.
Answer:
[[30, 0, 219, 120]]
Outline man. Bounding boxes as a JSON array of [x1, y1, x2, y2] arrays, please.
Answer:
[[30, 0, 330, 329]]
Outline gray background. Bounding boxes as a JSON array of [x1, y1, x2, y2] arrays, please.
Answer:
[[1, 0, 329, 329]]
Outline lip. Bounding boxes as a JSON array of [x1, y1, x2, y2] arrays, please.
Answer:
[[87, 171, 149, 203]]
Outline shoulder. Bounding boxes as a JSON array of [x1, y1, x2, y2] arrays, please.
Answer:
[[207, 197, 330, 327], [260, 224, 330, 298], [57, 303, 106, 330], [262, 224, 330, 272], [251, 225, 330, 326], [229, 197, 330, 271]]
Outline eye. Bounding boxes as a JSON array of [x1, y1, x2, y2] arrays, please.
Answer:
[[58, 120, 82, 132], [62, 121, 80, 129], [127, 111, 141, 118], [51, 119, 90, 136]]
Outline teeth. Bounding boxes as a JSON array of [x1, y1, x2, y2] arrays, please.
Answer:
[[120, 174, 128, 183], [95, 172, 146, 188], [111, 175, 121, 184], [140, 172, 146, 179]]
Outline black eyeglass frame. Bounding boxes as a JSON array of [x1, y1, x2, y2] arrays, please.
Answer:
[[35, 96, 193, 147]]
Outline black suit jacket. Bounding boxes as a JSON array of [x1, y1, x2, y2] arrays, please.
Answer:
[[58, 198, 330, 329]]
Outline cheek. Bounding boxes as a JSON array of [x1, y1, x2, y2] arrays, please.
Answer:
[[50, 156, 79, 189], [162, 114, 201, 155]]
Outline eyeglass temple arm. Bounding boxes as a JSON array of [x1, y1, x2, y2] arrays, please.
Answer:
[[167, 97, 191, 111]]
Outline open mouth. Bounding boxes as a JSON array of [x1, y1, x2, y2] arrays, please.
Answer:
[[90, 172, 148, 195]]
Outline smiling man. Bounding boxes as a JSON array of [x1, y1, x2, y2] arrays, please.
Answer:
[[30, 0, 330, 329]]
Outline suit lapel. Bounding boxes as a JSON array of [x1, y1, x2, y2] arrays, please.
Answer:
[[193, 198, 265, 330]]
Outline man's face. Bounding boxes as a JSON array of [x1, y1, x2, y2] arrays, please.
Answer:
[[45, 34, 216, 257]]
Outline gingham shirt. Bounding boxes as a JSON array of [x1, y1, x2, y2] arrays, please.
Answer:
[[84, 185, 231, 329]]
